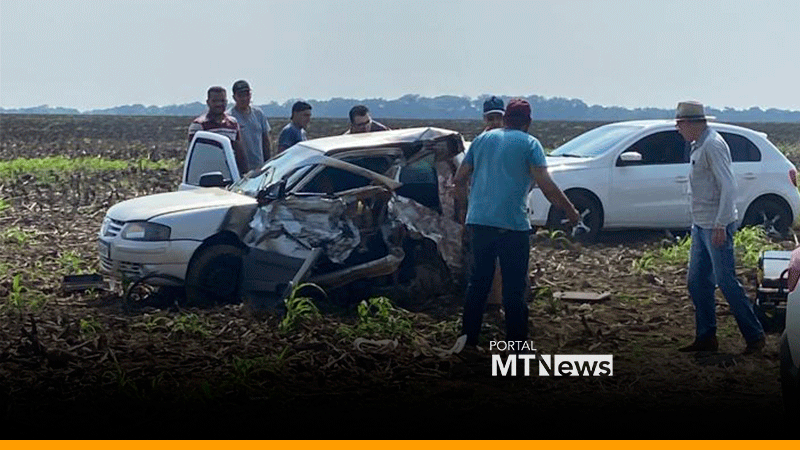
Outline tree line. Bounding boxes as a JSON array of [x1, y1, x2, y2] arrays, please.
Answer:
[[3, 94, 799, 122]]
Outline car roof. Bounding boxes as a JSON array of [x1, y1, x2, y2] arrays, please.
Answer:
[[291, 127, 463, 154], [611, 120, 767, 137]]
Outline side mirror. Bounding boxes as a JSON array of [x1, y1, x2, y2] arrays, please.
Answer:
[[198, 171, 228, 187], [618, 151, 643, 166], [257, 179, 286, 206]]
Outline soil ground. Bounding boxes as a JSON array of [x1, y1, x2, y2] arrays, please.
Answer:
[[1, 115, 798, 438]]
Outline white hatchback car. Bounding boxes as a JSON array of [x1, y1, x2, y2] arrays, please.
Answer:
[[527, 120, 800, 240]]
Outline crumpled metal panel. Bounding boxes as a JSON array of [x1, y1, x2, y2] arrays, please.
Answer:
[[243, 196, 361, 264], [307, 247, 404, 289], [390, 196, 465, 277], [389, 156, 466, 277]]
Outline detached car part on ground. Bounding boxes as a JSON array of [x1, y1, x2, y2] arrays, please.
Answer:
[[527, 120, 800, 241], [98, 128, 468, 307]]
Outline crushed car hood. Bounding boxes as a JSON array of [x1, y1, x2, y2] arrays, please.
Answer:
[[107, 188, 257, 222]]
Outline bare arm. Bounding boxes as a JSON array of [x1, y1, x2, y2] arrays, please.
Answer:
[[187, 122, 202, 145], [232, 138, 247, 176], [531, 166, 580, 225], [262, 132, 271, 162]]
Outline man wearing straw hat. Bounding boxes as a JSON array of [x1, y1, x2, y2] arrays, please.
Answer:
[[675, 101, 765, 355]]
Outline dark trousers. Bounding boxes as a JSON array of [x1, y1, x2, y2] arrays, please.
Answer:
[[462, 225, 530, 345]]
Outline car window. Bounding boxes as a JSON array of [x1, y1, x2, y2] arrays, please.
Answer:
[[551, 124, 642, 158], [720, 132, 761, 162], [185, 138, 233, 185], [299, 166, 372, 194], [342, 156, 393, 175], [396, 153, 441, 212], [229, 145, 320, 194], [618, 130, 689, 166], [285, 165, 314, 190], [229, 172, 264, 197]]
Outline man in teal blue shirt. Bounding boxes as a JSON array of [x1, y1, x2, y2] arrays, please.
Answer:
[[454, 98, 579, 346]]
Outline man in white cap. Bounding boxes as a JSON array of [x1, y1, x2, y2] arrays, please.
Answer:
[[675, 100, 765, 355]]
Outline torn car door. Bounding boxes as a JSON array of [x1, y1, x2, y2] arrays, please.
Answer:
[[237, 156, 403, 304]]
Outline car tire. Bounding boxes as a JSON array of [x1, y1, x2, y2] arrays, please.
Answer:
[[185, 244, 245, 306], [780, 331, 800, 418], [742, 197, 793, 238], [547, 190, 602, 242]]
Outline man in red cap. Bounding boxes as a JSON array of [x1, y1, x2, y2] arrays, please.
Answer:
[[454, 98, 579, 347]]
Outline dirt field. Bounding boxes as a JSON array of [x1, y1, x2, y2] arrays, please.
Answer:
[[1, 114, 798, 438]]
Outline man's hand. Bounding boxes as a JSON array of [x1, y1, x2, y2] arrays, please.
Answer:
[[712, 227, 726, 247], [565, 205, 580, 226], [531, 166, 580, 226]]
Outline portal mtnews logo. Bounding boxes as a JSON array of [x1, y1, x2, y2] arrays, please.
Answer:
[[489, 341, 613, 377]]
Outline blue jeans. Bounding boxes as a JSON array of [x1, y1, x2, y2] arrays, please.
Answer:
[[462, 225, 530, 345], [687, 223, 764, 343]]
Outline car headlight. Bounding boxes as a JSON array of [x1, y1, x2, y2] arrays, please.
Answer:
[[100, 217, 110, 235], [120, 221, 171, 241]]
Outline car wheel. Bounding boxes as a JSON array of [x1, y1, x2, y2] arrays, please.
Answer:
[[742, 197, 792, 238], [780, 331, 800, 417], [185, 244, 245, 306], [547, 190, 602, 242]]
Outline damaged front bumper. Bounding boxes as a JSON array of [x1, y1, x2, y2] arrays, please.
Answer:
[[97, 237, 200, 285]]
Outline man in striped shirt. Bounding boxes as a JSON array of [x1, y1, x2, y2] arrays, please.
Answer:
[[187, 86, 247, 176]]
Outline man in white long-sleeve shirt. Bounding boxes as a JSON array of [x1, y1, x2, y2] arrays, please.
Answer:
[[675, 101, 765, 355]]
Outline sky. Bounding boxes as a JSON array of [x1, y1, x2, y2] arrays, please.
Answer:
[[1, 0, 799, 111]]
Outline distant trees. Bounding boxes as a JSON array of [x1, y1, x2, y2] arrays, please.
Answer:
[[2, 96, 799, 122]]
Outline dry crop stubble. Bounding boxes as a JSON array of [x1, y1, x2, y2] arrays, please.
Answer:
[[0, 114, 797, 437]]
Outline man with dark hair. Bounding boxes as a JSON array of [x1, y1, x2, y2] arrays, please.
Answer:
[[482, 96, 505, 132], [277, 101, 312, 153], [479, 96, 506, 311], [345, 104, 389, 134], [187, 86, 247, 175], [227, 80, 272, 172], [454, 98, 579, 347], [675, 100, 765, 355]]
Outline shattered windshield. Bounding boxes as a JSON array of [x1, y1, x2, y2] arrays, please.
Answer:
[[550, 124, 642, 158], [230, 146, 321, 197]]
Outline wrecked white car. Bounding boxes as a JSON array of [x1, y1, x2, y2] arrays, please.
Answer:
[[98, 128, 467, 306]]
